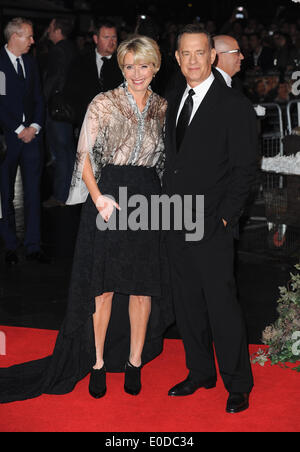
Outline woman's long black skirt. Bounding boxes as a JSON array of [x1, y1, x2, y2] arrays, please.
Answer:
[[0, 165, 174, 403]]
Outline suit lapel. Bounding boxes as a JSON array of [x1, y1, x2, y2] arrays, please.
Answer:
[[1, 47, 19, 82], [167, 84, 186, 156], [1, 47, 28, 88], [177, 79, 220, 154], [22, 55, 31, 91], [189, 79, 219, 128]]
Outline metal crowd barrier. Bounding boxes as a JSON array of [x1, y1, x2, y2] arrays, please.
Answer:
[[248, 102, 285, 223], [287, 99, 300, 134], [243, 101, 300, 257]]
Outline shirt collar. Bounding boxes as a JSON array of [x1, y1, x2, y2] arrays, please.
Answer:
[[186, 72, 215, 96], [215, 67, 232, 87], [95, 49, 113, 60], [5, 44, 23, 64]]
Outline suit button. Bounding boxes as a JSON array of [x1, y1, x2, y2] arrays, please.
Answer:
[[174, 169, 179, 175]]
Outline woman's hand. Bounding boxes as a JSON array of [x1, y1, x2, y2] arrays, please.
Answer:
[[95, 195, 121, 222]]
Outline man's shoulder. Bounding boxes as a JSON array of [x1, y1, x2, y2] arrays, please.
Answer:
[[216, 79, 253, 110], [76, 50, 96, 66]]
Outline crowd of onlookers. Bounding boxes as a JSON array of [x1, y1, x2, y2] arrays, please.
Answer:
[[26, 12, 300, 104], [0, 10, 299, 117]]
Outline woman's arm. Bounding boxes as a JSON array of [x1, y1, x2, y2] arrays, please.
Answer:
[[82, 154, 102, 205], [80, 99, 120, 221]]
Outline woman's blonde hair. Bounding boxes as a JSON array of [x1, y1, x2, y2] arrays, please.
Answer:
[[117, 35, 161, 74]]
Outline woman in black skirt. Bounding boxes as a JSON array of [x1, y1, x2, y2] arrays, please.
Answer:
[[0, 35, 174, 403]]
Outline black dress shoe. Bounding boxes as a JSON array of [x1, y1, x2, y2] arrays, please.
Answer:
[[226, 393, 249, 414], [89, 366, 107, 399], [5, 251, 19, 266], [124, 361, 142, 396], [168, 376, 216, 397], [26, 251, 51, 264]]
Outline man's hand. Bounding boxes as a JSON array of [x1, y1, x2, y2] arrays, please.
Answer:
[[18, 127, 37, 144], [222, 219, 227, 227]]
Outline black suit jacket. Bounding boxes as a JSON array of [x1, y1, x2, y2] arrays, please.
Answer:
[[43, 39, 77, 102], [0, 47, 44, 134], [163, 77, 258, 241], [212, 66, 244, 93], [65, 50, 123, 127]]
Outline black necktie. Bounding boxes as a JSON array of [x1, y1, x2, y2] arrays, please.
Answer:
[[176, 88, 195, 152], [99, 57, 109, 91], [16, 58, 25, 81]]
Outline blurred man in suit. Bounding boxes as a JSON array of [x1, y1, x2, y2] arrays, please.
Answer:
[[43, 17, 77, 208], [248, 33, 274, 72], [0, 18, 46, 265], [65, 19, 123, 128]]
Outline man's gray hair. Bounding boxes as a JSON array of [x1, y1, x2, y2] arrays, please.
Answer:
[[4, 17, 33, 43]]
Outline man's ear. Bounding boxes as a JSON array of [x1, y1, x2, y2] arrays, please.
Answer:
[[211, 48, 217, 65], [213, 53, 219, 67], [93, 34, 98, 46], [175, 50, 180, 66]]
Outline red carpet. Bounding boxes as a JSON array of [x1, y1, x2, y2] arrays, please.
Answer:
[[0, 326, 299, 432]]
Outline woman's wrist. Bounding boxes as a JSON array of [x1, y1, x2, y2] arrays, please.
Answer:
[[92, 192, 102, 206]]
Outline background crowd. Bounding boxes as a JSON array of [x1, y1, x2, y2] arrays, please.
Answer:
[[35, 7, 300, 203], [1, 3, 300, 261]]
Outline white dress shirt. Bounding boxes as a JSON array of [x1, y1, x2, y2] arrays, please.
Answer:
[[176, 72, 215, 126], [95, 50, 113, 78], [4, 45, 41, 136], [215, 67, 232, 88]]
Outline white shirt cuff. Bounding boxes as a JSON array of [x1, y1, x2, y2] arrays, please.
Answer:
[[30, 123, 41, 134], [15, 125, 25, 135]]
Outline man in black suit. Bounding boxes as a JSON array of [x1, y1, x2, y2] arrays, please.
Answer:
[[163, 25, 258, 414], [0, 18, 46, 265], [65, 19, 123, 128]]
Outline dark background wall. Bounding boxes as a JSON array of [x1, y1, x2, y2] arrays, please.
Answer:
[[0, 0, 298, 28]]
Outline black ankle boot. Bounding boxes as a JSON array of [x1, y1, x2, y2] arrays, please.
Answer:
[[124, 361, 142, 396], [89, 366, 107, 399]]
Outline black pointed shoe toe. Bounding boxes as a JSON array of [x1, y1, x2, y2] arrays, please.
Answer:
[[89, 366, 107, 399], [168, 376, 216, 397], [124, 361, 142, 396]]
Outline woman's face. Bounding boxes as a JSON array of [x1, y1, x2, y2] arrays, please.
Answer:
[[123, 51, 155, 96]]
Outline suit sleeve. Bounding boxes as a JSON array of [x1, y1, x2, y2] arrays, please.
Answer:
[[218, 96, 259, 227], [0, 105, 20, 131], [0, 68, 21, 130]]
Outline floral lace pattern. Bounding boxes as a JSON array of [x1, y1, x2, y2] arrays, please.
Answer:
[[67, 83, 167, 205]]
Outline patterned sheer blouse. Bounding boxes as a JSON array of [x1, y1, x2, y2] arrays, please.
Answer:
[[66, 83, 167, 205]]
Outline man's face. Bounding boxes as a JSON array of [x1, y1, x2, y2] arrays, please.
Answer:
[[48, 19, 58, 44], [94, 27, 118, 56], [12, 24, 34, 55], [175, 33, 216, 88], [216, 38, 244, 77]]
